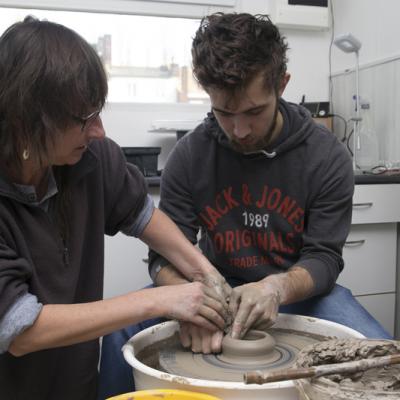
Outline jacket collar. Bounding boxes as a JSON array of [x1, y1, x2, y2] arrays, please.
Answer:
[[0, 145, 98, 205]]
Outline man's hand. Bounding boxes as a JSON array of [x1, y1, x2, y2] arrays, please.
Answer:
[[228, 280, 281, 339], [179, 322, 224, 353], [228, 267, 315, 339]]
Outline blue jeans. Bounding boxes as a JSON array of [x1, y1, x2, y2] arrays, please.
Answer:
[[97, 284, 391, 399], [98, 316, 163, 400]]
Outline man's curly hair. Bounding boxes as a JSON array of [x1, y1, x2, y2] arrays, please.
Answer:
[[192, 13, 289, 93]]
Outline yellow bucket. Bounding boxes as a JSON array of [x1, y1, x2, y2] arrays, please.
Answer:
[[107, 389, 222, 400]]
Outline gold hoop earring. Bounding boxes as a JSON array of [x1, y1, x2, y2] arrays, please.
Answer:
[[22, 149, 29, 160]]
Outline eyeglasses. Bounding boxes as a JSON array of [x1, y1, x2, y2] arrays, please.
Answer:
[[71, 109, 101, 132]]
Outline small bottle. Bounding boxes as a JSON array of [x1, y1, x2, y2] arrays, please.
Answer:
[[356, 100, 380, 170]]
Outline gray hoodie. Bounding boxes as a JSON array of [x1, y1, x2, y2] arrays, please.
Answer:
[[149, 99, 354, 295]]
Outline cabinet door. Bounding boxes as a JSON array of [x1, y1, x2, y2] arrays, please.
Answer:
[[337, 223, 397, 295], [352, 184, 400, 224], [356, 293, 396, 337]]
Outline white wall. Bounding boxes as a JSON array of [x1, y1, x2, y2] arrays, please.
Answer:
[[329, 0, 400, 168], [331, 0, 400, 73], [282, 28, 331, 103], [101, 103, 210, 168]]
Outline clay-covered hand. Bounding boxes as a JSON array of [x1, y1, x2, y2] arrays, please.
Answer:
[[164, 281, 228, 332], [228, 279, 282, 339], [197, 266, 232, 308], [179, 321, 224, 354]]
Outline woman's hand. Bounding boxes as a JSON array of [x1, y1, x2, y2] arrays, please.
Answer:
[[197, 266, 232, 309], [141, 209, 232, 308], [161, 282, 229, 332]]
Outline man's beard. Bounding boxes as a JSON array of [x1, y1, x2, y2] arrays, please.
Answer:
[[230, 101, 279, 154]]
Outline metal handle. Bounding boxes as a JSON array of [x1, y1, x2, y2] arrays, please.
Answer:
[[344, 239, 366, 247], [353, 202, 373, 208]]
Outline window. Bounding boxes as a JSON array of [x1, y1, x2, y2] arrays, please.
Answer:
[[0, 7, 209, 104]]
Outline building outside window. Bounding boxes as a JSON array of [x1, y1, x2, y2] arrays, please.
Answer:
[[0, 7, 209, 104]]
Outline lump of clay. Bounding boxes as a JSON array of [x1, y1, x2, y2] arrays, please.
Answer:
[[295, 338, 400, 392]]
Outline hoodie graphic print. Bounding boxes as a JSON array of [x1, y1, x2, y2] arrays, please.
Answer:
[[199, 180, 304, 270]]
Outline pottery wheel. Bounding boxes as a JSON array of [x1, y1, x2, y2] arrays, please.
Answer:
[[159, 328, 325, 382]]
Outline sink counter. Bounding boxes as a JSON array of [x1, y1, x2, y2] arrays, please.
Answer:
[[355, 172, 400, 185]]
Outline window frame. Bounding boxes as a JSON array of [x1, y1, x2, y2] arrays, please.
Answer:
[[0, 0, 234, 18]]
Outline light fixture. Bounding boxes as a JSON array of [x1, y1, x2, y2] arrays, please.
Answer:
[[334, 33, 361, 53], [334, 33, 362, 170]]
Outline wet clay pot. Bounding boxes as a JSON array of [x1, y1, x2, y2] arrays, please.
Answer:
[[220, 330, 276, 363], [122, 315, 365, 400]]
